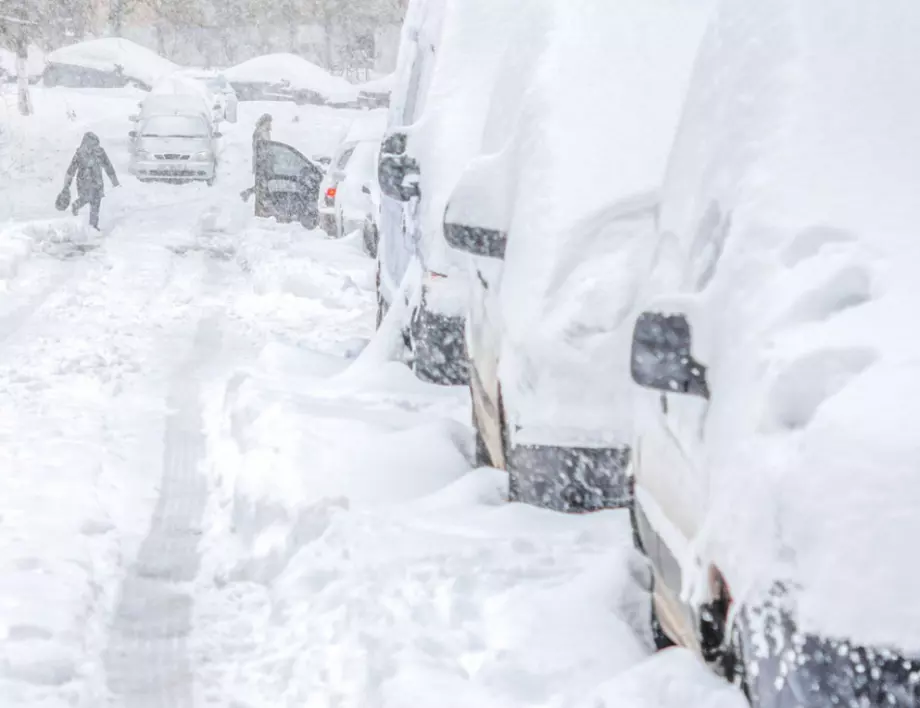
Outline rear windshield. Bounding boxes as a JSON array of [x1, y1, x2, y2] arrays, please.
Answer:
[[140, 116, 209, 138]]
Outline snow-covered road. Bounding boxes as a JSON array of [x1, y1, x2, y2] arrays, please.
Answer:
[[0, 86, 745, 708]]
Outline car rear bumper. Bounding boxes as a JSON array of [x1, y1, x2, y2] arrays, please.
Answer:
[[507, 443, 632, 512]]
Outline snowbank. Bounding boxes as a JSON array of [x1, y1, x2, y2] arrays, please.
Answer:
[[652, 0, 920, 653], [46, 38, 178, 88], [224, 53, 354, 100]]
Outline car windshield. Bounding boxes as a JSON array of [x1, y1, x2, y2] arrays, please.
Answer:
[[140, 116, 209, 138]]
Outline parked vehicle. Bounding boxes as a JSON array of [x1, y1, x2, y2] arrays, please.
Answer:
[[319, 110, 387, 248], [224, 53, 354, 106], [163, 70, 239, 124], [627, 1, 920, 705], [129, 111, 221, 185], [377, 0, 528, 385], [43, 38, 177, 90], [442, 0, 712, 510], [251, 141, 325, 228]]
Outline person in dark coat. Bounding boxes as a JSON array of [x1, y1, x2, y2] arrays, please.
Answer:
[[252, 113, 272, 175], [64, 132, 119, 230]]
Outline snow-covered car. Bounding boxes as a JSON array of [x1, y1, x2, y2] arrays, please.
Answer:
[[443, 0, 713, 511], [224, 53, 354, 106], [173, 69, 239, 124], [627, 1, 920, 705], [378, 0, 526, 385], [43, 38, 177, 91], [319, 110, 387, 248], [251, 141, 325, 228], [129, 112, 221, 185]]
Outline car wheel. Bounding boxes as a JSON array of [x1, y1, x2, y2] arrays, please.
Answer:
[[724, 619, 751, 700]]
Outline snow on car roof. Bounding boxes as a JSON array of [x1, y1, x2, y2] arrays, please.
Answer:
[[344, 109, 388, 143], [139, 93, 211, 118], [223, 53, 354, 99], [654, 0, 920, 654], [46, 38, 178, 87]]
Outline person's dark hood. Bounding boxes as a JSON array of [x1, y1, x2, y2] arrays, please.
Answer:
[[80, 132, 100, 150]]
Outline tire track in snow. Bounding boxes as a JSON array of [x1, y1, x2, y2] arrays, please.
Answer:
[[104, 316, 222, 707]]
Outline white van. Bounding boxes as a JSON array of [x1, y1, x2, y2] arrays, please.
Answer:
[[376, 0, 528, 385], [628, 1, 920, 705], [444, 0, 713, 510]]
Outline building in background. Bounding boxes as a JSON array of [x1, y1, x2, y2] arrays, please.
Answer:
[[5, 0, 406, 76]]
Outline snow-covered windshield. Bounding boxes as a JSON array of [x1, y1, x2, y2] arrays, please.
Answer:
[[140, 116, 209, 138]]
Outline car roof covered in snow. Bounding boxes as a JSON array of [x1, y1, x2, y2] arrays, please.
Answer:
[[652, 0, 920, 654], [137, 93, 211, 122], [46, 38, 178, 87], [223, 53, 353, 99], [344, 109, 388, 144]]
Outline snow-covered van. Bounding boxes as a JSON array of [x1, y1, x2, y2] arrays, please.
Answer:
[[443, 0, 713, 510], [376, 0, 527, 385], [628, 1, 920, 705]]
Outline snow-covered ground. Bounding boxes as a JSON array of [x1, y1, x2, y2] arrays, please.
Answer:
[[0, 84, 745, 708]]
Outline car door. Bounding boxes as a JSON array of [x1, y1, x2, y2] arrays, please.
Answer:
[[259, 141, 318, 222]]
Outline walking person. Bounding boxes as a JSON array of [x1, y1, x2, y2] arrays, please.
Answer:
[[62, 132, 119, 230], [252, 113, 272, 174], [242, 113, 273, 206]]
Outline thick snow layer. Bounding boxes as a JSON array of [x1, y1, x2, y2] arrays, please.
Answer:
[[0, 80, 745, 707], [409, 0, 549, 283], [651, 0, 920, 653], [490, 0, 715, 437], [45, 38, 178, 87], [223, 53, 354, 100]]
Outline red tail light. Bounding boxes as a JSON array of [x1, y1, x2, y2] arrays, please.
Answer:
[[326, 187, 337, 199]]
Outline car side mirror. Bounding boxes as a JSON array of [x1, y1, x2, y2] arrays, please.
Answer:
[[442, 152, 511, 259], [128, 130, 137, 138], [630, 311, 709, 399], [213, 131, 223, 138], [381, 131, 408, 155], [379, 153, 420, 202]]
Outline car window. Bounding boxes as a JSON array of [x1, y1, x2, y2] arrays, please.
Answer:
[[336, 146, 356, 169], [140, 116, 210, 138], [264, 142, 310, 177]]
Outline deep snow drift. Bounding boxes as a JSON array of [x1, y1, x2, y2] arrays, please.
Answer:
[[0, 82, 744, 708]]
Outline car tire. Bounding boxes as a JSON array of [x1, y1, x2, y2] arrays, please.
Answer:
[[724, 620, 751, 700]]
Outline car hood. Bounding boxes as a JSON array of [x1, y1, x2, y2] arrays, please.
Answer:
[[137, 136, 211, 154]]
